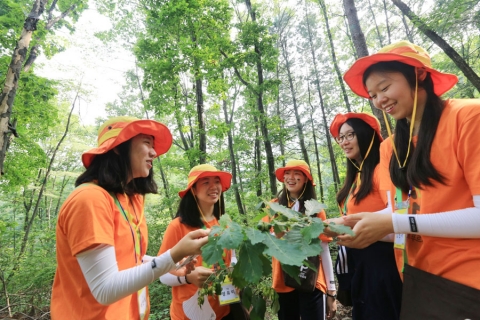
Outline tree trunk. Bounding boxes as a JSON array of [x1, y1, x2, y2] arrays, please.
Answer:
[[157, 157, 174, 219], [308, 83, 324, 202], [343, 0, 389, 138], [275, 64, 286, 168], [23, 1, 77, 72], [195, 76, 206, 164], [316, 0, 351, 112], [222, 99, 246, 217], [401, 14, 414, 43], [279, 37, 310, 165], [391, 0, 480, 92], [10, 86, 78, 280], [245, 0, 277, 196], [304, 6, 340, 192], [383, 0, 392, 44], [254, 115, 263, 197], [0, 0, 48, 175], [366, 0, 384, 47]]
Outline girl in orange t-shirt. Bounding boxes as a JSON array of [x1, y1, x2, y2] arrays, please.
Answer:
[[158, 164, 241, 320], [332, 40, 480, 318], [267, 160, 337, 320], [51, 117, 209, 320], [328, 113, 402, 320]]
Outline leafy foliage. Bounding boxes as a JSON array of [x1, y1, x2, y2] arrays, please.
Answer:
[[198, 200, 353, 318]]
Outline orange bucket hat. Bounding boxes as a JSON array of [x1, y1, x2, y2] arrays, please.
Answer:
[[343, 40, 458, 98], [178, 164, 232, 198], [329, 112, 383, 141], [275, 160, 314, 183], [82, 116, 173, 168]]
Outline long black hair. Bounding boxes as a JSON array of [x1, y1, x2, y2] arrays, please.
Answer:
[[276, 177, 316, 214], [336, 118, 382, 206], [176, 189, 226, 228], [363, 61, 446, 193], [75, 138, 158, 196]]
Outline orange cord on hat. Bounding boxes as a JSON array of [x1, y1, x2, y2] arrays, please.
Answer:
[[382, 68, 419, 169], [285, 182, 307, 208], [192, 191, 222, 229], [348, 131, 376, 187]]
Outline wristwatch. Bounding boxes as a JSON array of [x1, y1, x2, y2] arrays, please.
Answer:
[[326, 292, 337, 299]]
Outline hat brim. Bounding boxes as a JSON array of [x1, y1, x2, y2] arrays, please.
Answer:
[[275, 166, 314, 184], [344, 53, 458, 98], [330, 113, 383, 141], [178, 171, 232, 198], [82, 120, 172, 168]]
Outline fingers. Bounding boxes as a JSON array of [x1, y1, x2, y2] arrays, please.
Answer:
[[188, 228, 211, 239]]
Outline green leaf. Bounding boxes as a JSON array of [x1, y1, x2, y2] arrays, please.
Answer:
[[201, 233, 225, 265], [244, 227, 267, 245], [250, 293, 267, 320], [262, 234, 306, 266], [283, 226, 303, 243], [281, 264, 301, 284], [301, 239, 322, 257], [242, 286, 252, 309], [217, 217, 244, 249], [266, 201, 302, 220], [325, 222, 355, 236], [232, 241, 266, 285], [300, 222, 324, 241], [304, 199, 327, 216]]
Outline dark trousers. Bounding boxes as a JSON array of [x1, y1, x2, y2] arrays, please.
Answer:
[[277, 288, 325, 320]]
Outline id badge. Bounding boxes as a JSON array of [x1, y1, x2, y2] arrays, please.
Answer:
[[394, 200, 409, 250], [138, 287, 148, 319], [219, 278, 240, 306]]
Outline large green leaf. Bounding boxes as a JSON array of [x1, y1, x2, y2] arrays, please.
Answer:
[[325, 222, 355, 236], [262, 234, 306, 266], [232, 241, 266, 285], [217, 215, 244, 249], [244, 227, 267, 245], [300, 222, 324, 241], [304, 199, 327, 217], [201, 232, 225, 265], [265, 201, 302, 220]]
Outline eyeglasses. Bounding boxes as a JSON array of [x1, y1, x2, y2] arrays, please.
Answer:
[[335, 132, 355, 144]]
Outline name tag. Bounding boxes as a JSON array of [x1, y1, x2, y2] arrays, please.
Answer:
[[394, 207, 408, 250], [138, 287, 147, 319], [219, 278, 240, 306]]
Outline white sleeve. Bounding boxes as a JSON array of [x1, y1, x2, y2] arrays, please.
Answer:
[[159, 272, 186, 286], [76, 245, 176, 305], [320, 241, 336, 291], [392, 195, 480, 238]]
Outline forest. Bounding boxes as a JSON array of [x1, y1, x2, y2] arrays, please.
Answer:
[[0, 0, 479, 318]]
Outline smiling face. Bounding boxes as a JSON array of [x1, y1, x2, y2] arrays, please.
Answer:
[[129, 134, 156, 181], [192, 176, 222, 206], [365, 71, 416, 121], [338, 123, 362, 163], [283, 170, 308, 198]]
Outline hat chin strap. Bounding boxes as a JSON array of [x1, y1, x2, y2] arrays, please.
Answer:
[[348, 131, 375, 187], [191, 190, 221, 228], [286, 182, 307, 208], [383, 68, 418, 170]]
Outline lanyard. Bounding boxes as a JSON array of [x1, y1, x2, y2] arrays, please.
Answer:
[[341, 180, 357, 215], [395, 186, 412, 270], [113, 194, 143, 264]]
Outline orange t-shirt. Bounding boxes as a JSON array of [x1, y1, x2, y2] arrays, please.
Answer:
[[342, 165, 387, 215], [379, 99, 480, 289], [158, 217, 231, 320], [262, 200, 332, 293], [51, 184, 149, 320]]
